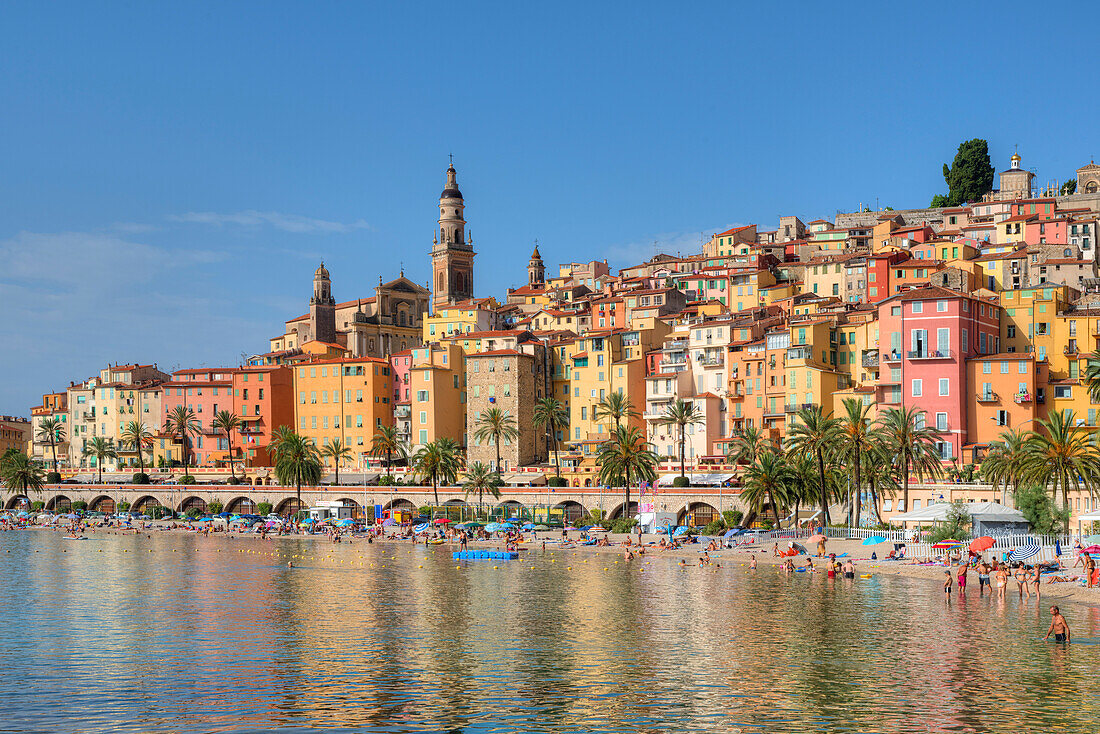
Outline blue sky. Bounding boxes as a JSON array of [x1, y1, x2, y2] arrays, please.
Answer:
[[1, 1, 1098, 413]]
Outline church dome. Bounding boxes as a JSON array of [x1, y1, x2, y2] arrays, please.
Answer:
[[440, 163, 463, 199], [1011, 152, 1022, 163], [314, 262, 330, 279]]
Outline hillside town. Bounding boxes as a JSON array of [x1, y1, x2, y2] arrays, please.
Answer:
[[10, 150, 1100, 528]]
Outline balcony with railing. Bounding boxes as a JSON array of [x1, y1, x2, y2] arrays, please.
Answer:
[[862, 350, 880, 368], [665, 339, 689, 350], [787, 345, 813, 361], [394, 404, 411, 418], [907, 348, 954, 360], [697, 351, 724, 367], [784, 402, 815, 413], [663, 351, 688, 366], [81, 411, 95, 421], [1013, 392, 1032, 404], [976, 391, 999, 403], [1065, 343, 1080, 356], [882, 351, 902, 362]]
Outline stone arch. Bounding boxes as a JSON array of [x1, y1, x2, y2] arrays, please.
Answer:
[[553, 500, 586, 524], [46, 495, 71, 512], [336, 498, 364, 519], [1087, 180, 1099, 194], [383, 497, 415, 512], [178, 496, 207, 514], [131, 495, 161, 514], [89, 495, 116, 513], [496, 499, 525, 520], [678, 501, 719, 527], [225, 496, 256, 514], [606, 501, 639, 520], [5, 495, 29, 510], [275, 497, 303, 516]]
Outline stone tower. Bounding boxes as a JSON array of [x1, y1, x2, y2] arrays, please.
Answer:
[[309, 262, 336, 345], [431, 162, 475, 311], [999, 151, 1034, 201], [528, 242, 545, 286]]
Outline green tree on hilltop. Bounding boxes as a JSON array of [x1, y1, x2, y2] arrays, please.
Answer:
[[931, 138, 995, 207]]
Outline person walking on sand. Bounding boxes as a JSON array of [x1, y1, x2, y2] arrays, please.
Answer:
[[817, 536, 827, 558], [1044, 606, 1070, 643]]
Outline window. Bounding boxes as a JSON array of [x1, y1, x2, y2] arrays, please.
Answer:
[[937, 300, 948, 312], [938, 378, 949, 396], [912, 379, 922, 398], [936, 412, 948, 431], [1000, 361, 1009, 374], [982, 362, 991, 374], [1055, 385, 1072, 399], [911, 302, 922, 314]]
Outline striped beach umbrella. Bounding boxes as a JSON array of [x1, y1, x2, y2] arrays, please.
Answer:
[[1009, 540, 1041, 562]]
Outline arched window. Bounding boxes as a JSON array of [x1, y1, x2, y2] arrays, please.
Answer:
[[1087, 181, 1099, 194], [456, 227, 463, 243], [1065, 248, 1073, 257], [437, 271, 445, 291], [440, 227, 445, 242]]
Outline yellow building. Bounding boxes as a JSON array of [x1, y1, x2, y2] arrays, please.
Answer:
[[423, 297, 501, 342], [408, 343, 466, 451], [998, 285, 1075, 371], [293, 357, 393, 464]]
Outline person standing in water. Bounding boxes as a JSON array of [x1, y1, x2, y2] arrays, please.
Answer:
[[1044, 606, 1070, 643]]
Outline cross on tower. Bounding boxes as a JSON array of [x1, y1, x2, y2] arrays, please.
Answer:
[[449, 152, 454, 165]]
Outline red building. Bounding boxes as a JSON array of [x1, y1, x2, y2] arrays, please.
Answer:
[[877, 285, 1001, 462], [161, 369, 236, 466]]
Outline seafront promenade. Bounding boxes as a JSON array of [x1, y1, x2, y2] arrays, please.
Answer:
[[7, 480, 995, 524]]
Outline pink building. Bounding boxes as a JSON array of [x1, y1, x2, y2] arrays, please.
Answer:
[[389, 349, 413, 404], [877, 285, 1001, 462], [1025, 217, 1069, 246], [161, 368, 236, 466]]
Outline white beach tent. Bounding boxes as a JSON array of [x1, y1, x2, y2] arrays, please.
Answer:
[[1075, 508, 1100, 536], [891, 501, 1027, 535]]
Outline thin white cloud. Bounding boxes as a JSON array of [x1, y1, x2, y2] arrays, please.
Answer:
[[603, 224, 743, 267], [0, 231, 257, 412], [168, 210, 369, 234]]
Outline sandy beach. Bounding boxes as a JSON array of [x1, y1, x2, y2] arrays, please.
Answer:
[[23, 521, 1100, 609]]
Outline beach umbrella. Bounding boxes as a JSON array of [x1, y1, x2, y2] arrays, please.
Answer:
[[862, 536, 887, 546], [1009, 541, 1040, 562], [484, 522, 501, 533], [499, 522, 515, 530], [807, 533, 826, 544], [931, 540, 963, 549], [969, 536, 996, 553], [534, 525, 549, 531], [433, 518, 452, 524], [413, 522, 431, 533], [589, 527, 608, 534], [673, 526, 690, 537], [522, 522, 536, 530], [381, 518, 396, 526], [1080, 544, 1100, 554]]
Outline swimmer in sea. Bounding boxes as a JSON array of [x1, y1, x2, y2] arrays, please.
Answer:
[[1044, 605, 1070, 643]]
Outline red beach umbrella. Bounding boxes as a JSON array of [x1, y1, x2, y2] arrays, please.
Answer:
[[433, 518, 452, 524], [931, 540, 963, 549], [969, 536, 996, 553], [807, 533, 826, 543]]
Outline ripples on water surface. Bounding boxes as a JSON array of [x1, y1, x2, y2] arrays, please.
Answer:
[[1, 531, 1098, 733]]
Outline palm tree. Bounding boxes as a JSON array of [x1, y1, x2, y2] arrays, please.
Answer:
[[1019, 411, 1100, 532], [864, 444, 900, 526], [371, 425, 407, 479], [272, 431, 322, 517], [595, 392, 638, 432], [211, 410, 241, 479], [119, 421, 153, 476], [164, 405, 199, 481], [36, 417, 65, 475], [659, 398, 703, 480], [836, 398, 879, 527], [463, 461, 501, 518], [0, 450, 45, 499], [412, 438, 464, 512], [532, 397, 569, 480], [741, 450, 793, 527], [980, 428, 1030, 503], [786, 406, 842, 526], [82, 437, 118, 484], [321, 438, 353, 485], [472, 407, 519, 478], [729, 424, 771, 472], [596, 425, 658, 524], [784, 453, 821, 529], [1084, 349, 1100, 403], [877, 406, 944, 513]]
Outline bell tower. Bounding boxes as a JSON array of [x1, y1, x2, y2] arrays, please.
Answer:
[[309, 262, 336, 345], [528, 241, 545, 286], [431, 160, 475, 311]]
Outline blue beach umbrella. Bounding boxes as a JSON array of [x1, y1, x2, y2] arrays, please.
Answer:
[[522, 522, 536, 530], [862, 536, 887, 545], [1009, 541, 1041, 562]]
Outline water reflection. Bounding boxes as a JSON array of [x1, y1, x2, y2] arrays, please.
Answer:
[[0, 532, 1098, 733]]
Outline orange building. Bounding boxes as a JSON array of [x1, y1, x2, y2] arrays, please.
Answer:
[[293, 357, 393, 466], [232, 366, 294, 467], [964, 353, 1048, 463]]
